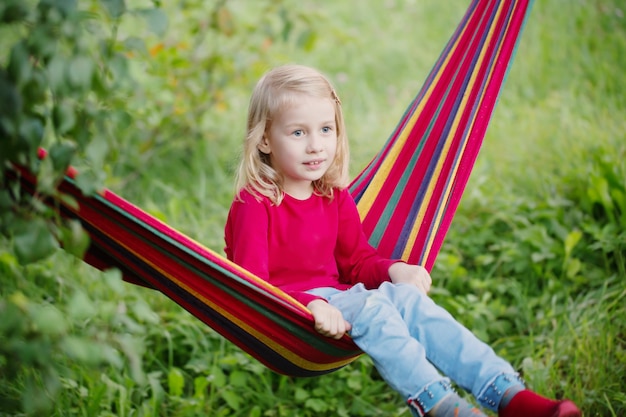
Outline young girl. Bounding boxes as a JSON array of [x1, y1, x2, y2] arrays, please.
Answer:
[[224, 64, 581, 417]]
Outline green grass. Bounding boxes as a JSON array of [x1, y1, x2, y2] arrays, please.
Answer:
[[1, 0, 625, 416]]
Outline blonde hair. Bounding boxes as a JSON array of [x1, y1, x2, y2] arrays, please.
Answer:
[[235, 64, 350, 205]]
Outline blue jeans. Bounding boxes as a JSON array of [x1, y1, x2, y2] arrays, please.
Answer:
[[307, 282, 524, 415]]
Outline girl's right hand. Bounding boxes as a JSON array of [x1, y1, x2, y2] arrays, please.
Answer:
[[388, 262, 432, 294], [307, 299, 352, 339]]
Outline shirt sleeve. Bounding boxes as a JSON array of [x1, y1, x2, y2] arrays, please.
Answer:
[[334, 189, 399, 288], [224, 190, 271, 281]]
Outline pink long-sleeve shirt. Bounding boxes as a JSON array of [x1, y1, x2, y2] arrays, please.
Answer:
[[224, 188, 397, 306]]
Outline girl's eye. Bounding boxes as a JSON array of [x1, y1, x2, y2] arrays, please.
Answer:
[[293, 130, 304, 137], [321, 127, 331, 134]]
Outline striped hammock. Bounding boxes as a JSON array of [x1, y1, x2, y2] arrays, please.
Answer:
[[11, 0, 533, 377]]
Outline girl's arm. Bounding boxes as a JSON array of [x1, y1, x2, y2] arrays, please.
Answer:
[[334, 190, 398, 287], [224, 192, 271, 281]]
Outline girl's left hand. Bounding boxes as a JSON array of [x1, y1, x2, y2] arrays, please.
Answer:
[[388, 263, 432, 294], [307, 299, 352, 339]]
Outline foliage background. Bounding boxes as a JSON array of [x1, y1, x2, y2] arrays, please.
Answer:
[[1, 0, 625, 416]]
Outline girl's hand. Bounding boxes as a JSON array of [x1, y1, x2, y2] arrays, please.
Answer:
[[388, 263, 432, 294], [307, 299, 352, 339]]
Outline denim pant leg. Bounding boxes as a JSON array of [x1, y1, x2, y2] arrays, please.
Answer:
[[314, 284, 443, 398], [310, 283, 523, 413]]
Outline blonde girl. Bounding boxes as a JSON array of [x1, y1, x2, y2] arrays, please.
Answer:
[[225, 64, 580, 417]]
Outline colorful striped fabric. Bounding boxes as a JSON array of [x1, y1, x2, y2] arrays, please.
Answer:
[[352, 0, 533, 271], [15, 159, 361, 377], [11, 0, 532, 377]]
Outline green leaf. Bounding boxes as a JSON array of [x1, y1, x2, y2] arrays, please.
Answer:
[[29, 303, 67, 336], [103, 268, 125, 293], [7, 42, 32, 87], [85, 138, 109, 168], [102, 0, 126, 19], [74, 169, 103, 196], [28, 25, 58, 60], [115, 333, 146, 384], [588, 175, 614, 220], [100, 344, 124, 369], [67, 290, 97, 320], [12, 218, 59, 264], [140, 8, 168, 37], [228, 370, 248, 387], [248, 406, 262, 417], [565, 258, 582, 279], [613, 188, 626, 227], [61, 336, 110, 365], [305, 398, 328, 412], [21, 68, 47, 104], [131, 299, 159, 324], [18, 116, 44, 150], [294, 387, 309, 401], [222, 389, 241, 410], [9, 291, 29, 310], [0, 189, 13, 211], [41, 0, 77, 17], [167, 367, 185, 397], [209, 366, 226, 388], [58, 193, 80, 210], [52, 102, 77, 135], [147, 371, 165, 403], [59, 219, 90, 259], [564, 229, 582, 258], [124, 36, 147, 54], [0, 68, 22, 119], [0, 294, 27, 335], [23, 372, 56, 415], [193, 376, 209, 399], [67, 55, 95, 89], [297, 30, 317, 52], [0, 2, 30, 24], [47, 56, 67, 93], [106, 52, 130, 86], [36, 156, 60, 195], [49, 141, 76, 171]]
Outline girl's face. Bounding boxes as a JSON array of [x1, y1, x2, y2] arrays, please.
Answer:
[[260, 93, 338, 199]]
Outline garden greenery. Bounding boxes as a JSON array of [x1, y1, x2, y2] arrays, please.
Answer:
[[1, 0, 625, 416]]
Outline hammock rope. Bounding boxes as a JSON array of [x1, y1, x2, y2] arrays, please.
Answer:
[[9, 0, 533, 377]]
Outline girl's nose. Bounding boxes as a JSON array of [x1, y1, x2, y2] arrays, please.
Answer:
[[306, 133, 323, 153]]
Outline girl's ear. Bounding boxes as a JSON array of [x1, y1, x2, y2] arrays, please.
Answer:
[[258, 135, 271, 154]]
